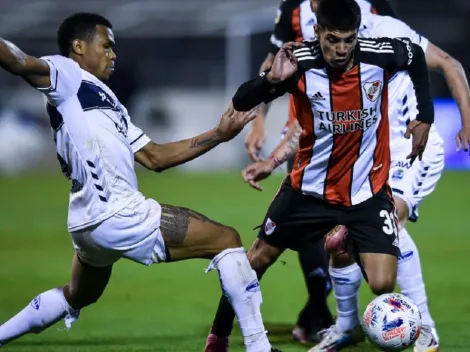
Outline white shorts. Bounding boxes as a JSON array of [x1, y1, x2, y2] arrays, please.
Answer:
[[70, 197, 167, 267], [389, 139, 444, 222]]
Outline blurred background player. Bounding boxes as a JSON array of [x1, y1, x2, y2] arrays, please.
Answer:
[[0, 13, 283, 352], [205, 0, 435, 351], [244, 0, 400, 344]]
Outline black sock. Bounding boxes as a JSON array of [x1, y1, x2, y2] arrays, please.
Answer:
[[296, 238, 334, 332]]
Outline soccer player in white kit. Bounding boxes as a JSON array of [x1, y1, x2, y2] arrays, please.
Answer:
[[0, 13, 282, 352], [243, 1, 470, 352]]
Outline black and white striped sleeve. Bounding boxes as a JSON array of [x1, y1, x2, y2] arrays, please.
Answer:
[[359, 38, 434, 124], [389, 37, 434, 124]]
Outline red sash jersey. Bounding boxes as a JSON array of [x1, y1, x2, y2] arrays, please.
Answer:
[[269, 0, 397, 128], [233, 38, 434, 206]]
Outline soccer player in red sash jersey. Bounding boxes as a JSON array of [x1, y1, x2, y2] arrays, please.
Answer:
[[204, 0, 433, 350], [243, 0, 399, 344]]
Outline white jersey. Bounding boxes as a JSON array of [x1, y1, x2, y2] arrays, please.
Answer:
[[360, 15, 444, 152], [39, 55, 151, 232], [355, 0, 374, 14]]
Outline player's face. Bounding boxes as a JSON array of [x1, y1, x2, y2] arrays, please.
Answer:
[[83, 25, 116, 81], [310, 0, 319, 13], [315, 25, 357, 69]]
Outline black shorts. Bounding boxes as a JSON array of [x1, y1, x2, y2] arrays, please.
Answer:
[[258, 179, 400, 258]]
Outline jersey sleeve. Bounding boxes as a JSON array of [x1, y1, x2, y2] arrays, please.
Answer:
[[37, 55, 82, 106], [368, 16, 429, 52], [120, 105, 151, 153], [269, 0, 299, 54], [389, 38, 434, 124], [232, 70, 301, 111]]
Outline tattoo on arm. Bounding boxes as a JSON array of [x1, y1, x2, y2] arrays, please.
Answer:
[[190, 136, 216, 148], [278, 123, 302, 163]]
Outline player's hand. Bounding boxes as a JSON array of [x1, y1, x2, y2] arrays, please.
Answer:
[[215, 103, 258, 142], [267, 42, 304, 83], [242, 159, 276, 191], [404, 120, 431, 164], [245, 117, 266, 162], [456, 124, 470, 153]]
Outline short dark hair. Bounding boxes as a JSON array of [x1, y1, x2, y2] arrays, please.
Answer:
[[317, 0, 361, 31], [57, 13, 113, 56]]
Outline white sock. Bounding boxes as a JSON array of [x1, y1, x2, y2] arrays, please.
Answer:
[[0, 288, 80, 346], [206, 248, 271, 352], [330, 263, 362, 333], [397, 228, 435, 328]]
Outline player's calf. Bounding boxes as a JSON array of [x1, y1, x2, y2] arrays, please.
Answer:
[[0, 253, 112, 347]]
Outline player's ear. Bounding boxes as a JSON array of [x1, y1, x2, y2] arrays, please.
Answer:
[[71, 39, 85, 56], [314, 24, 319, 38]]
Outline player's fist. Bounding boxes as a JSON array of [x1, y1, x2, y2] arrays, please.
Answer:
[[266, 42, 304, 83], [404, 120, 430, 165], [215, 103, 258, 142], [242, 159, 277, 191]]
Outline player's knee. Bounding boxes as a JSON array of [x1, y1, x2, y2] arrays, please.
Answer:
[[214, 225, 243, 251], [393, 196, 409, 228], [368, 276, 395, 296], [247, 250, 271, 275]]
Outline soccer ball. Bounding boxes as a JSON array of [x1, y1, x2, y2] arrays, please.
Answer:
[[362, 293, 422, 351]]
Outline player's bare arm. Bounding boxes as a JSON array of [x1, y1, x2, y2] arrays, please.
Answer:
[[425, 42, 470, 151], [135, 105, 257, 172], [242, 120, 302, 191], [0, 38, 50, 88]]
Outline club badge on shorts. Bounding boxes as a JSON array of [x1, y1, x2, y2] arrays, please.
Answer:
[[264, 218, 276, 235]]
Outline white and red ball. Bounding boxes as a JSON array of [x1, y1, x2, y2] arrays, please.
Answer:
[[362, 293, 422, 351]]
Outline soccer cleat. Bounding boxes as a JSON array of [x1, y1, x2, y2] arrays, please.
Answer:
[[324, 225, 348, 255], [413, 325, 439, 352], [204, 333, 229, 352], [307, 324, 365, 352]]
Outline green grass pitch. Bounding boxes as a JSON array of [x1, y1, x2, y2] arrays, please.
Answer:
[[0, 171, 469, 351]]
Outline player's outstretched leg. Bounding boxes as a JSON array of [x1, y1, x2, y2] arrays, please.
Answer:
[[159, 205, 282, 352], [293, 237, 334, 344], [392, 197, 439, 352], [0, 253, 112, 347], [203, 238, 284, 352]]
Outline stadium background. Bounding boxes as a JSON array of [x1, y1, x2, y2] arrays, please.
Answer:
[[0, 0, 469, 351]]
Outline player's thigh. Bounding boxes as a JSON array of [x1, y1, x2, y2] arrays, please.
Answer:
[[389, 145, 444, 224], [257, 178, 337, 252], [344, 187, 399, 289], [160, 204, 242, 262], [72, 198, 168, 266]]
